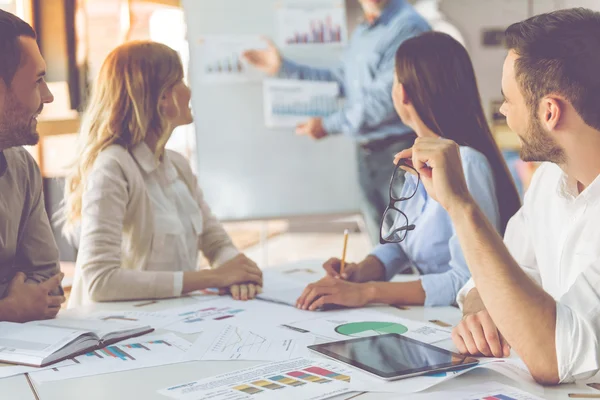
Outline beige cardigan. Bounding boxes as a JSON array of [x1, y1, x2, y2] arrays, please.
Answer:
[[68, 145, 239, 308]]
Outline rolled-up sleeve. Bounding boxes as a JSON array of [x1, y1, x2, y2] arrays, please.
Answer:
[[554, 263, 600, 382], [457, 196, 542, 309], [370, 243, 409, 281], [322, 25, 427, 138], [280, 58, 345, 89]]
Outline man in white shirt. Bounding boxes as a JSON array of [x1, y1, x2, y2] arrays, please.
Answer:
[[395, 8, 600, 384]]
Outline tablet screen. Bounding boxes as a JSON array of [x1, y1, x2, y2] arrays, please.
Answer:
[[309, 334, 478, 379]]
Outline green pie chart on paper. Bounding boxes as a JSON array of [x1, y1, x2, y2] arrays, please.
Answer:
[[334, 321, 409, 337]]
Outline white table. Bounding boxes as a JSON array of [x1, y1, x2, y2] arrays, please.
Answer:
[[2, 285, 599, 399], [1, 375, 35, 400]]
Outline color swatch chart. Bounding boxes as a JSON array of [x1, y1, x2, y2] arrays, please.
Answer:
[[231, 365, 351, 396]]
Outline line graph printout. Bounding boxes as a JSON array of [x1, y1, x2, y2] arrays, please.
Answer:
[[190, 325, 313, 361]]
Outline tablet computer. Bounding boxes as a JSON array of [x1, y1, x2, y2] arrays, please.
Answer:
[[308, 333, 479, 381]]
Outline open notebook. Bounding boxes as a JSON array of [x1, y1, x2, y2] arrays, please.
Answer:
[[0, 318, 153, 367]]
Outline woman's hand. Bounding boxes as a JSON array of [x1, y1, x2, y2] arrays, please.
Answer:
[[295, 277, 375, 311], [322, 256, 386, 283], [227, 283, 263, 301], [212, 254, 263, 288]]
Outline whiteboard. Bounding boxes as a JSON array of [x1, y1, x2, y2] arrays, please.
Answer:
[[182, 0, 361, 221]]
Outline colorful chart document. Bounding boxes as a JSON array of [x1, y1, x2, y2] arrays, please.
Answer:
[[158, 358, 355, 400], [189, 324, 313, 361], [88, 310, 181, 329], [163, 297, 312, 334], [29, 333, 192, 383], [283, 309, 452, 344], [263, 79, 341, 128], [277, 0, 348, 47], [402, 381, 545, 400]]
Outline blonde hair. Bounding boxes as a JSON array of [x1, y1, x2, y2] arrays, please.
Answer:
[[62, 40, 184, 234]]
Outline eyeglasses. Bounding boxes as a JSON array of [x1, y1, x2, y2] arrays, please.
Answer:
[[379, 159, 420, 244]]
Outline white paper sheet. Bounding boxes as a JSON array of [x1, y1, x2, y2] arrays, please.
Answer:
[[87, 310, 180, 329], [401, 381, 545, 400], [257, 268, 313, 306], [263, 79, 341, 128], [158, 357, 355, 400], [163, 297, 314, 335], [0, 322, 90, 366], [276, 0, 348, 47], [194, 35, 266, 84], [283, 308, 452, 345], [29, 333, 192, 383], [189, 324, 313, 361], [0, 359, 75, 379]]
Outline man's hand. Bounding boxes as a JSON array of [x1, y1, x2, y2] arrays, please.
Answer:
[[296, 277, 374, 311], [296, 118, 327, 140], [452, 310, 511, 358], [394, 137, 473, 213], [241, 38, 282, 76], [1, 272, 65, 322]]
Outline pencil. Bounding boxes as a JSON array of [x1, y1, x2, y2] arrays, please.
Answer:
[[25, 373, 40, 400], [340, 229, 349, 277], [569, 394, 600, 399]]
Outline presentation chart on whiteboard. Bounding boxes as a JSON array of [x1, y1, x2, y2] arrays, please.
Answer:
[[195, 35, 266, 84], [263, 79, 341, 128], [277, 0, 348, 46]]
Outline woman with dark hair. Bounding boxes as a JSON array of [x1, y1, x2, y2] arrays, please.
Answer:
[[297, 31, 520, 310]]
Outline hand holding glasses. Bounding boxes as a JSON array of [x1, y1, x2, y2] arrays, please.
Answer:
[[379, 158, 420, 244]]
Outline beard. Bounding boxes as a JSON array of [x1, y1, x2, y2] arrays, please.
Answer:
[[0, 90, 41, 149], [519, 114, 566, 164]]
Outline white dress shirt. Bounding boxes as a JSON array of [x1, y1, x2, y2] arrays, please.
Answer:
[[457, 162, 600, 382]]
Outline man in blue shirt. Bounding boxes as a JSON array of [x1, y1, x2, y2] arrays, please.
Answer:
[[244, 0, 430, 244]]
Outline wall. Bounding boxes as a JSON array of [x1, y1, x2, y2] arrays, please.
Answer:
[[439, 0, 600, 121]]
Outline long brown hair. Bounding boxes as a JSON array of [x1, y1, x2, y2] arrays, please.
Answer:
[[395, 31, 520, 233]]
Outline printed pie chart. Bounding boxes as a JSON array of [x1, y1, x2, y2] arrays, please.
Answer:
[[334, 321, 408, 337]]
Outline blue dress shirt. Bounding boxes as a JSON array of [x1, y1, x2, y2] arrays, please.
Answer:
[[370, 146, 502, 306], [280, 0, 430, 143]]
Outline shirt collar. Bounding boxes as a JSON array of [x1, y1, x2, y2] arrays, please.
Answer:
[[557, 169, 600, 205], [368, 0, 406, 27], [131, 142, 161, 174]]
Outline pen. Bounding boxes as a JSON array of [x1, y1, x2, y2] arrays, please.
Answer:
[[340, 229, 349, 277], [568, 394, 600, 398]]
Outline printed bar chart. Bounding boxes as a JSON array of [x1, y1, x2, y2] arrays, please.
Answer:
[[277, 1, 347, 47], [263, 79, 341, 128], [286, 16, 342, 44]]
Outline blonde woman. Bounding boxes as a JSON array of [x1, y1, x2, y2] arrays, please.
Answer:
[[63, 41, 262, 307]]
